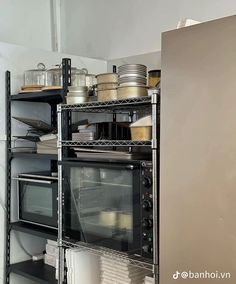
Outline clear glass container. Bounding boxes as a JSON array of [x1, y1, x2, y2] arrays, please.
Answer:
[[86, 74, 97, 88], [24, 63, 46, 87], [46, 66, 87, 87], [72, 68, 87, 87]]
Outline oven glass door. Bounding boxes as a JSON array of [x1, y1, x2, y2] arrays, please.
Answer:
[[64, 161, 141, 252], [19, 179, 58, 228]]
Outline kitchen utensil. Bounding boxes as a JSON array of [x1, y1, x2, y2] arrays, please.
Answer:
[[13, 117, 54, 132], [66, 95, 89, 104], [97, 83, 118, 91], [97, 89, 117, 102], [117, 86, 148, 99], [96, 73, 118, 84], [24, 63, 46, 87]]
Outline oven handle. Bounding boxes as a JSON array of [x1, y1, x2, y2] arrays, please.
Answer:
[[13, 177, 54, 184]]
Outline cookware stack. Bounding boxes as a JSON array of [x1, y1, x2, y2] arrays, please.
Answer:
[[96, 73, 118, 102], [66, 86, 89, 104], [117, 64, 148, 99]]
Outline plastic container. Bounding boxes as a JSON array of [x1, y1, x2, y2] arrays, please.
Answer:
[[130, 116, 152, 141]]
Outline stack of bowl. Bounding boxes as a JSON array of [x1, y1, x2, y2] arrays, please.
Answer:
[[117, 64, 148, 99], [66, 86, 89, 104], [96, 73, 118, 102]]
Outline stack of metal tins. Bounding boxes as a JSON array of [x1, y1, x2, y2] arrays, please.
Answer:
[[66, 86, 89, 104], [117, 64, 148, 99], [96, 73, 118, 102]]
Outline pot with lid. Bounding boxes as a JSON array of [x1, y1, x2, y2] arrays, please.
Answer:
[[24, 63, 46, 87]]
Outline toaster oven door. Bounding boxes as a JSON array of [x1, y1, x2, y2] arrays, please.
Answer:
[[63, 161, 141, 253], [18, 178, 58, 229]]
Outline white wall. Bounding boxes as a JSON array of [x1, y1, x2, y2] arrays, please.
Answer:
[[0, 0, 52, 50], [61, 0, 236, 60]]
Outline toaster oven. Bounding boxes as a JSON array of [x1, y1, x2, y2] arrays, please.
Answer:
[[63, 159, 154, 258]]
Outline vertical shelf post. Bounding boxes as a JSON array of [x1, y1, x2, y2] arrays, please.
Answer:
[[5, 71, 11, 284], [152, 90, 160, 284]]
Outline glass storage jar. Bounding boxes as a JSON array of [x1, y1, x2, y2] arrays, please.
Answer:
[[24, 63, 46, 87], [72, 68, 87, 87], [46, 66, 87, 87]]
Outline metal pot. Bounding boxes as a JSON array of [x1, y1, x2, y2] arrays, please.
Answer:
[[97, 89, 117, 102], [96, 73, 118, 84], [97, 83, 118, 91], [117, 86, 148, 100]]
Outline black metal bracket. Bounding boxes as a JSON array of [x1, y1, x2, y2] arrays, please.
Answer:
[[5, 71, 11, 284]]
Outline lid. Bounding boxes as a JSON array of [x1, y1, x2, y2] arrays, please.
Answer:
[[96, 73, 118, 78], [148, 69, 161, 77], [26, 63, 46, 72], [47, 65, 77, 72]]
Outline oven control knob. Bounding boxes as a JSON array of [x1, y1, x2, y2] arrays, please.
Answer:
[[142, 200, 153, 211], [142, 245, 152, 254], [143, 176, 152, 188], [142, 218, 153, 229]]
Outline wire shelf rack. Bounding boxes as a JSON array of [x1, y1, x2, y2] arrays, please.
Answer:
[[62, 240, 154, 271], [61, 140, 152, 147], [60, 96, 153, 113]]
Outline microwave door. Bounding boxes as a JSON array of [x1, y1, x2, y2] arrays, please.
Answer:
[[19, 179, 58, 229]]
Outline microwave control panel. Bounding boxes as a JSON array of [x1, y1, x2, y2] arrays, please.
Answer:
[[140, 162, 154, 259]]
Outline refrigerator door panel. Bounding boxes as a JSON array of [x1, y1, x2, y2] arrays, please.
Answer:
[[161, 15, 236, 283]]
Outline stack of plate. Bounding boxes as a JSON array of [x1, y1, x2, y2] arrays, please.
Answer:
[[100, 255, 149, 284], [66, 86, 89, 104], [117, 64, 148, 99], [66, 249, 100, 284]]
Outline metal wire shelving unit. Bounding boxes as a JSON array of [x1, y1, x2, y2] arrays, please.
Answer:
[[58, 82, 160, 283], [4, 59, 69, 284], [62, 240, 153, 271]]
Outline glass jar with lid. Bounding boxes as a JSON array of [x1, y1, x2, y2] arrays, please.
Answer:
[[24, 63, 46, 87], [46, 66, 87, 87], [72, 68, 87, 87]]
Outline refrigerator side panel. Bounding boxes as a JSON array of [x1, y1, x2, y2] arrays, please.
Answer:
[[160, 15, 236, 283]]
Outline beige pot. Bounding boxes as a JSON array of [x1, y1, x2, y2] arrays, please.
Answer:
[[117, 86, 148, 100], [130, 126, 152, 141], [96, 73, 118, 84], [97, 82, 118, 91], [97, 89, 117, 102], [66, 95, 89, 104]]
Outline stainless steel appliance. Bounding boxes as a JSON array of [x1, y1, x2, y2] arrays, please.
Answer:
[[63, 159, 153, 258], [16, 172, 58, 229]]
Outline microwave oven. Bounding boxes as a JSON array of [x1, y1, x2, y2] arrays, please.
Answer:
[[16, 172, 58, 229], [62, 159, 154, 259]]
